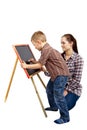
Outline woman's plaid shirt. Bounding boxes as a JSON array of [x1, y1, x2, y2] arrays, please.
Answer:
[[64, 52, 84, 96]]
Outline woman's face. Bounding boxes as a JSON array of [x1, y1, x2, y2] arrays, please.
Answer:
[[61, 37, 73, 52]]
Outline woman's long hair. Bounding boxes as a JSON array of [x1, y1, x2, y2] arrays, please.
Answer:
[[62, 34, 78, 54]]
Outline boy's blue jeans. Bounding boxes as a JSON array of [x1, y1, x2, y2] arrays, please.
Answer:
[[46, 76, 69, 120]]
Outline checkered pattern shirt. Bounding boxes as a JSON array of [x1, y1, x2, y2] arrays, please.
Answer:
[[63, 52, 84, 96], [38, 43, 70, 81]]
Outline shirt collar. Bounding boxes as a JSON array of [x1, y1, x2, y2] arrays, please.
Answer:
[[41, 43, 50, 50], [70, 51, 77, 60], [64, 51, 77, 60]]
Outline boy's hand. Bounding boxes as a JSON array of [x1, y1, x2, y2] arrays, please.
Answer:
[[41, 66, 50, 77], [41, 66, 47, 72], [29, 58, 36, 63], [21, 61, 28, 69]]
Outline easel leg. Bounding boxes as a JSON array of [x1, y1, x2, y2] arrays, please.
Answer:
[[37, 73, 46, 89], [4, 57, 18, 102], [31, 77, 47, 117]]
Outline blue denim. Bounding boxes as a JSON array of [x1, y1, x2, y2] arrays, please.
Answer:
[[46, 76, 69, 120], [65, 92, 80, 110], [46, 79, 58, 109]]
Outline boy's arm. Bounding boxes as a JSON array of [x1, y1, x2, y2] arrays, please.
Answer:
[[21, 61, 42, 69], [28, 58, 38, 64]]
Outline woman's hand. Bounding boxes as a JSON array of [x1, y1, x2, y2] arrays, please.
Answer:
[[63, 90, 68, 96]]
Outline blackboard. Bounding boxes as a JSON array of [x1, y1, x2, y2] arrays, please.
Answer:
[[13, 44, 41, 78]]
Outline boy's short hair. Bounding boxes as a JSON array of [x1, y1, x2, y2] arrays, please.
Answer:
[[31, 31, 47, 42]]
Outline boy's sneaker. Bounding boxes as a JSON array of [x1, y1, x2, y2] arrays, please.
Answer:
[[54, 118, 70, 124], [45, 107, 58, 111]]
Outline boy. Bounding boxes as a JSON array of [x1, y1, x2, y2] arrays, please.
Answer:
[[21, 31, 70, 124]]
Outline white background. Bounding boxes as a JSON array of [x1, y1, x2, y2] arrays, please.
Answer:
[[0, 0, 87, 129]]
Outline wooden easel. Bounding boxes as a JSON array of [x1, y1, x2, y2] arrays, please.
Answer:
[[4, 57, 47, 117]]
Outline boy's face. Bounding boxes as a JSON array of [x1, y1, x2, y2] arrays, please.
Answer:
[[32, 40, 42, 51]]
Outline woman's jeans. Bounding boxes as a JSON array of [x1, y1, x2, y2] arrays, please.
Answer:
[[46, 76, 69, 120], [65, 92, 80, 110]]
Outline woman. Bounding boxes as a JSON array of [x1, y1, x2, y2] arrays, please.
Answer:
[[61, 34, 84, 110]]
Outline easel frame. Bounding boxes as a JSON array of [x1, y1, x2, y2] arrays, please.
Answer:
[[4, 45, 47, 117]]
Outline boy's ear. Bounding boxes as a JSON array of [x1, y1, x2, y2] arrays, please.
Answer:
[[37, 40, 41, 44]]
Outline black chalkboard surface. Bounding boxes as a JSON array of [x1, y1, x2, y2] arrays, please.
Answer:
[[13, 44, 40, 78]]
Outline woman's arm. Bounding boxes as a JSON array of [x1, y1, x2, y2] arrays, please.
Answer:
[[66, 55, 84, 90]]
